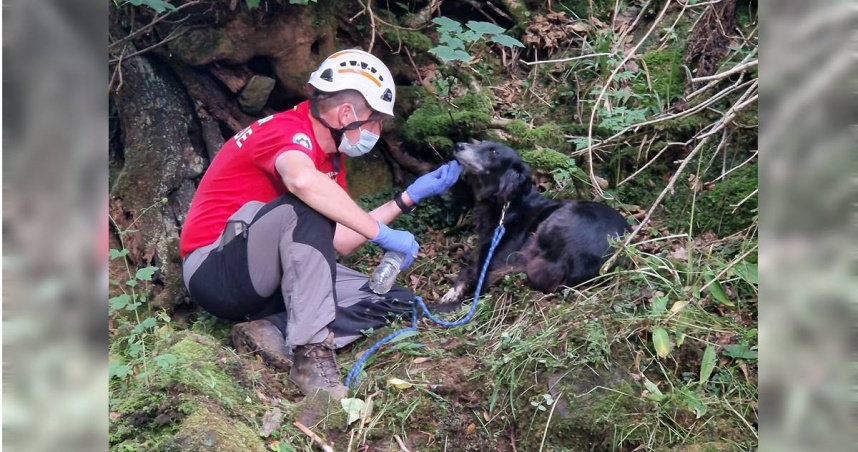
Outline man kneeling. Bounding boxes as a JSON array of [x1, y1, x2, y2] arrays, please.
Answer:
[[180, 50, 462, 399]]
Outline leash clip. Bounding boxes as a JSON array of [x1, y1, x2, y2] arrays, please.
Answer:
[[499, 202, 510, 227]]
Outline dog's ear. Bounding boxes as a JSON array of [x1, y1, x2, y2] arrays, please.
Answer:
[[497, 162, 531, 202]]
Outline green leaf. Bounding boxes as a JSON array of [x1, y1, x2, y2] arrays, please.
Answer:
[[723, 344, 758, 360], [466, 20, 506, 36], [704, 270, 734, 306], [140, 317, 157, 329], [429, 46, 471, 63], [432, 16, 462, 33], [109, 361, 129, 379], [247, 0, 260, 8], [135, 266, 159, 281], [459, 30, 481, 43], [650, 295, 668, 317], [643, 378, 665, 402], [490, 34, 524, 48], [732, 261, 758, 285], [652, 328, 672, 359], [110, 294, 130, 310], [678, 387, 707, 418], [129, 341, 143, 356], [388, 330, 419, 344], [340, 398, 366, 426], [439, 34, 466, 50], [109, 249, 130, 260], [154, 354, 178, 370], [128, 0, 176, 14], [699, 345, 717, 384], [126, 279, 138, 288]]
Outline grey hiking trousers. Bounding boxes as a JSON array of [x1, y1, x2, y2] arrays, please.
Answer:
[[182, 194, 415, 350]]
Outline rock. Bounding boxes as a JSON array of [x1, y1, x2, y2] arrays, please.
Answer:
[[167, 6, 338, 98], [238, 75, 276, 114], [344, 150, 393, 199], [167, 409, 266, 452]]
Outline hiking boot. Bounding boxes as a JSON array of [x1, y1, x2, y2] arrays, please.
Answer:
[[290, 333, 348, 400], [231, 319, 292, 371]]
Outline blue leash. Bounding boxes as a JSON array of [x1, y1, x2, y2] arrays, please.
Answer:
[[345, 215, 508, 389]]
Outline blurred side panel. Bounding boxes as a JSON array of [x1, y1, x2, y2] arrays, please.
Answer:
[[2, 0, 108, 450]]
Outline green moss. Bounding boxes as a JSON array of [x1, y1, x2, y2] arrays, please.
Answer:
[[519, 147, 573, 171], [400, 92, 493, 149], [640, 48, 685, 104], [345, 151, 393, 199], [166, 408, 266, 452], [109, 332, 263, 451], [165, 336, 250, 408], [382, 27, 433, 53], [504, 120, 569, 151]]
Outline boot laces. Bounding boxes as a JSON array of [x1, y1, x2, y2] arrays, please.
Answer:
[[306, 344, 340, 384]]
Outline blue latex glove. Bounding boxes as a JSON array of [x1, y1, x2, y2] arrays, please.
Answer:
[[370, 222, 419, 269], [405, 161, 463, 204]]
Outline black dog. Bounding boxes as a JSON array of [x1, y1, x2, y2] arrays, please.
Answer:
[[440, 141, 629, 303]]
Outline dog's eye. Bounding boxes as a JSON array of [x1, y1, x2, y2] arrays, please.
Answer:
[[491, 148, 498, 155]]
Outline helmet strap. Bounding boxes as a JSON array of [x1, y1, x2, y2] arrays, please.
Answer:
[[309, 98, 372, 145]]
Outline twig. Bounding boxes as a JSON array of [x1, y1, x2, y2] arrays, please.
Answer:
[[602, 134, 712, 273], [723, 399, 759, 440], [404, 47, 424, 86], [108, 27, 189, 63], [538, 393, 562, 452], [602, 80, 758, 272], [632, 233, 689, 247], [708, 150, 757, 183], [585, 0, 674, 197], [692, 59, 758, 83], [108, 46, 128, 93], [730, 188, 758, 213], [367, 0, 376, 52], [699, 243, 757, 299], [523, 52, 612, 66], [618, 141, 686, 186], [108, 0, 201, 51], [590, 77, 755, 147], [294, 421, 335, 452], [394, 435, 411, 452]]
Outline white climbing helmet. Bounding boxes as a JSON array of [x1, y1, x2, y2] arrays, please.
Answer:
[[308, 49, 396, 117]]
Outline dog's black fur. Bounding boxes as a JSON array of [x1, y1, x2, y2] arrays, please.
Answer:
[[440, 141, 629, 303]]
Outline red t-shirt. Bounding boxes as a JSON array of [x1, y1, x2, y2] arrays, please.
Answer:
[[180, 101, 347, 258]]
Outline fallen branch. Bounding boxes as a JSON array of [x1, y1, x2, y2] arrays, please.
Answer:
[[730, 188, 758, 213], [523, 52, 612, 66], [617, 142, 687, 186], [108, 26, 190, 64], [108, 0, 201, 51], [583, 77, 755, 147], [601, 81, 759, 273], [538, 393, 562, 452], [294, 421, 335, 452], [692, 59, 758, 83], [585, 0, 674, 197], [394, 435, 411, 452]]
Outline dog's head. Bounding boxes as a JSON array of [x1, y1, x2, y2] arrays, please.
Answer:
[[454, 141, 532, 203]]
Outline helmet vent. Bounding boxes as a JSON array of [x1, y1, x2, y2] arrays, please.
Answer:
[[370, 67, 377, 73], [320, 68, 333, 82], [340, 62, 347, 67], [350, 60, 358, 66], [360, 62, 368, 69], [381, 88, 393, 102], [379, 75, 384, 82]]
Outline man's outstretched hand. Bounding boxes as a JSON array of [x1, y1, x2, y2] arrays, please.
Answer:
[[370, 222, 419, 269], [405, 161, 463, 205]]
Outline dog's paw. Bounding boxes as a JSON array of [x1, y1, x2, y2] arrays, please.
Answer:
[[440, 286, 464, 304]]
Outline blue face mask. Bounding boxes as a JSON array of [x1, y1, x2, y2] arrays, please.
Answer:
[[338, 107, 379, 157]]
